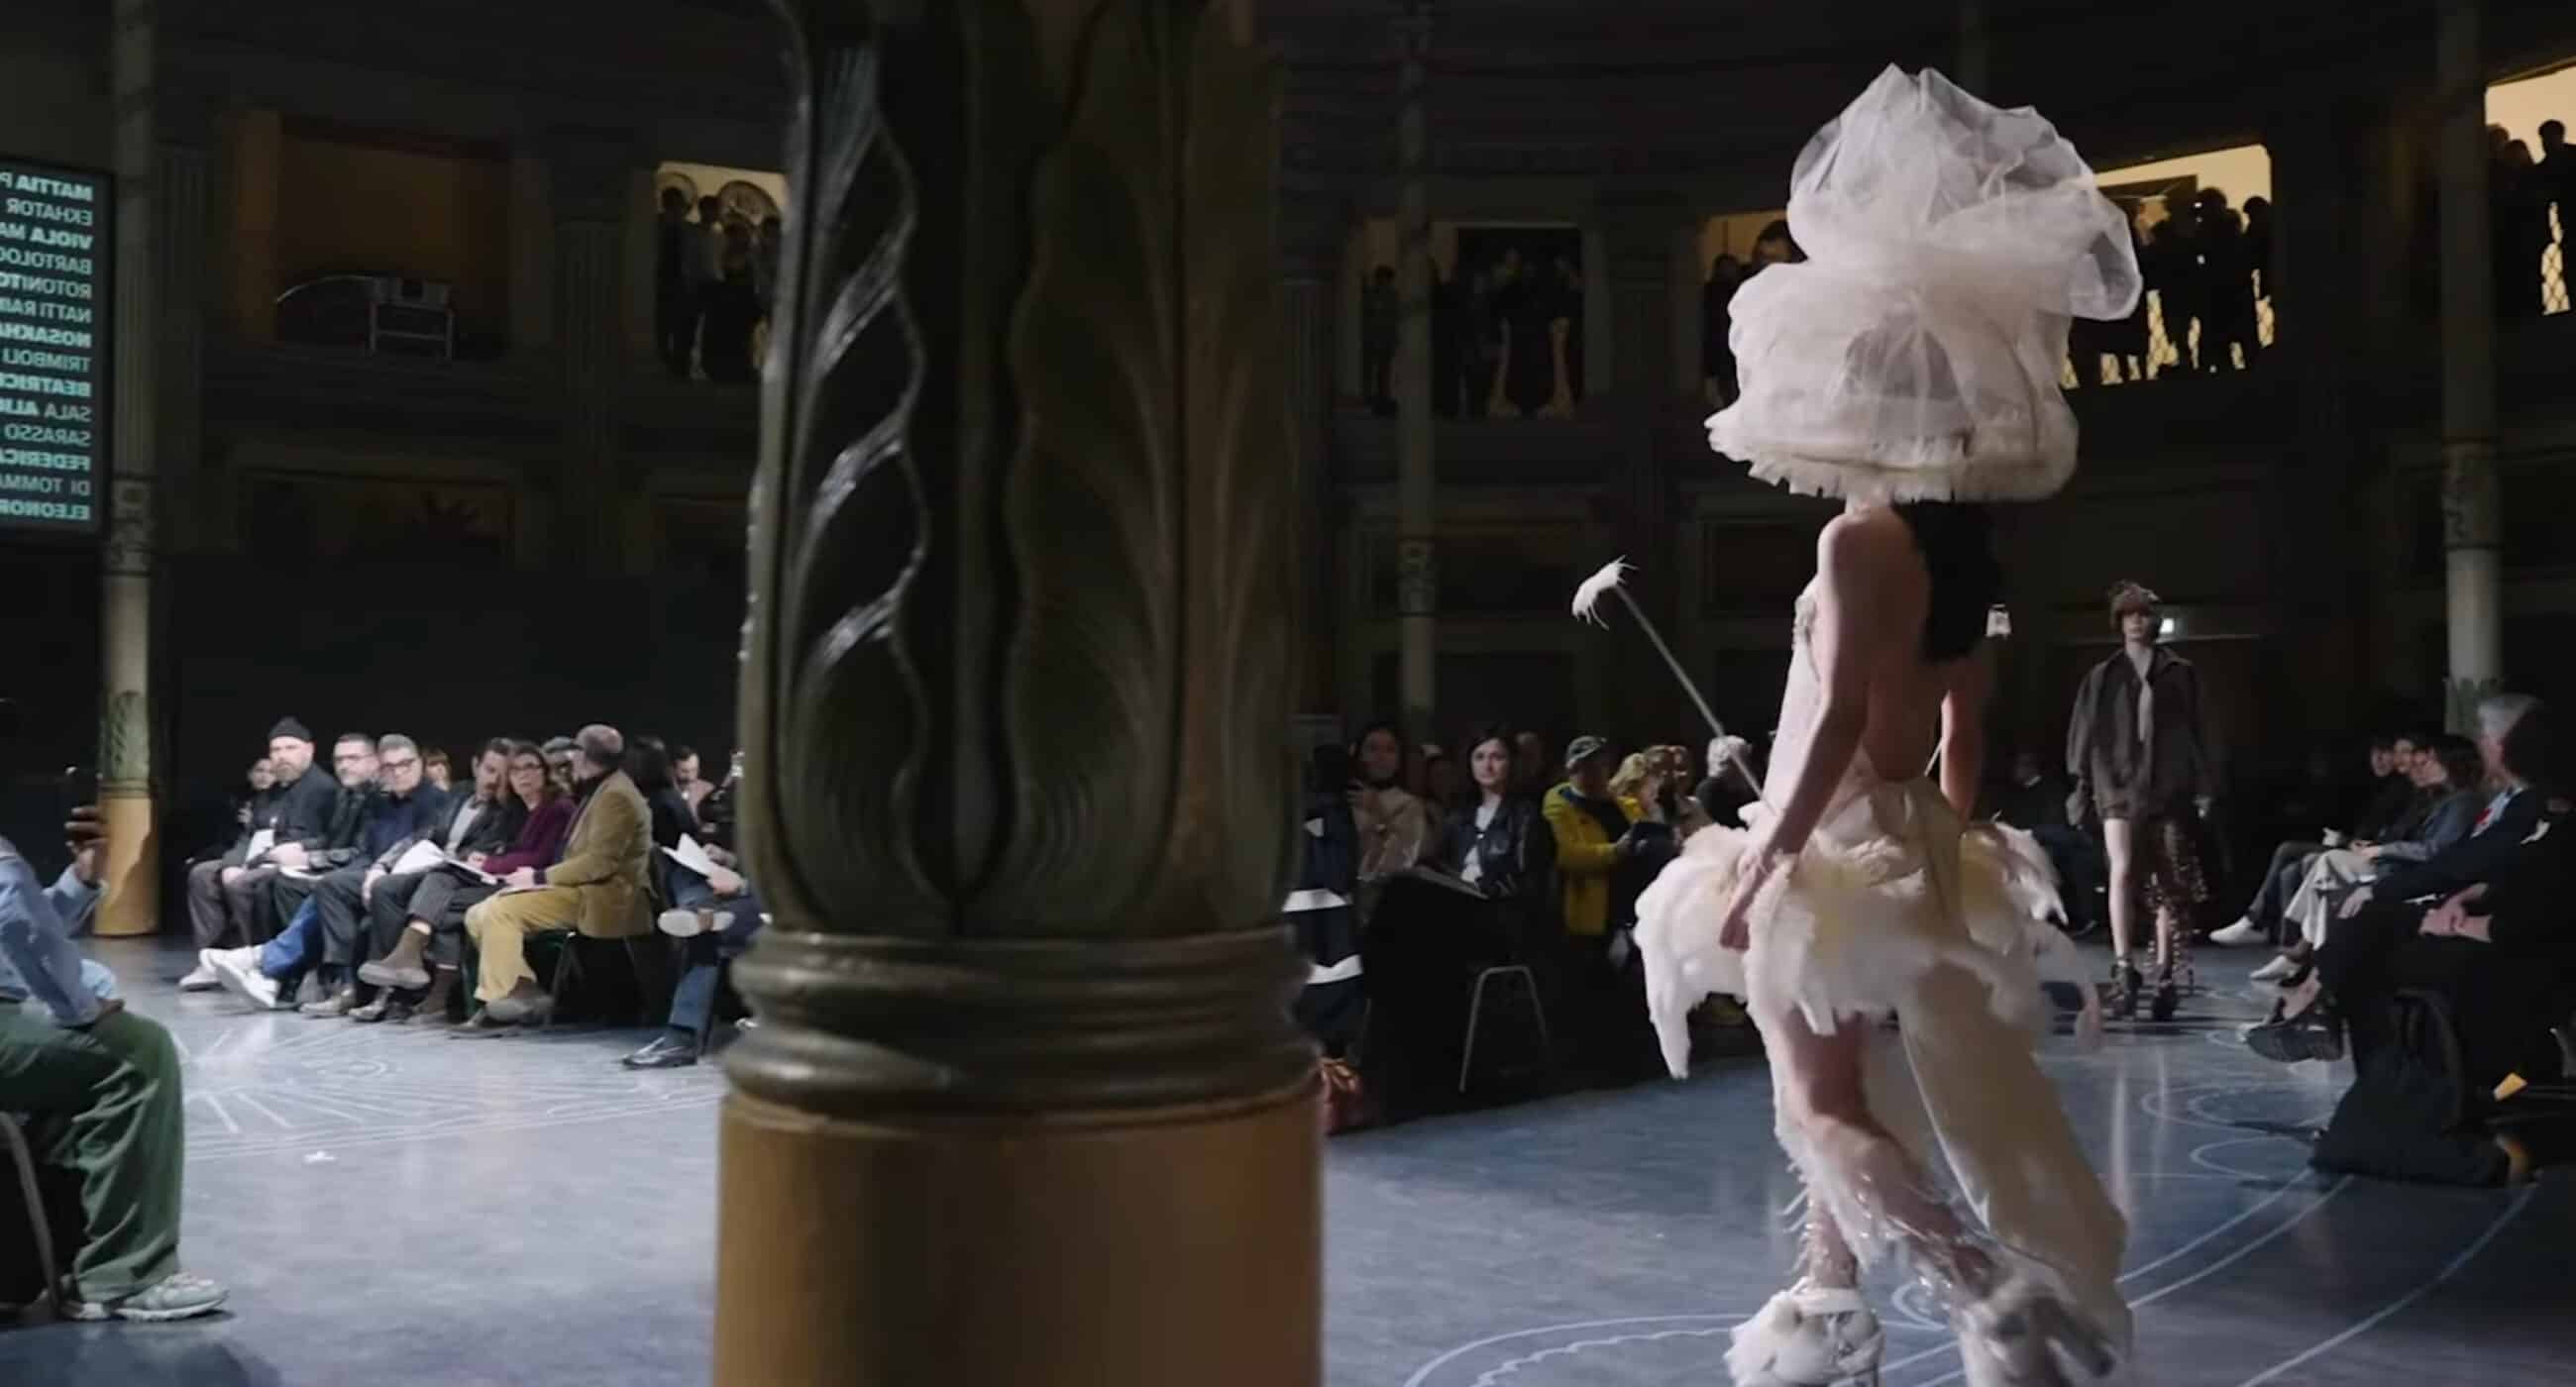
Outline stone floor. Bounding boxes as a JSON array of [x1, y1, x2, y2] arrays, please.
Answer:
[[2, 936, 2570, 1386]]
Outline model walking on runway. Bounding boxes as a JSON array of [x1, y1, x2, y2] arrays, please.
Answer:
[[1634, 66, 2139, 1387]]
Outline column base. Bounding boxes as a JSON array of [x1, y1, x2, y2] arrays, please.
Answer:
[[715, 1079, 1320, 1387], [95, 792, 159, 937]]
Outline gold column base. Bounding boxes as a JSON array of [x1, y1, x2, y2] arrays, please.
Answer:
[[715, 1081, 1320, 1387], [95, 793, 159, 936]]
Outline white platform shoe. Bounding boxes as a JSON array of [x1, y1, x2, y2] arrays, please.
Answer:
[[1728, 1282, 1884, 1387], [1953, 1274, 2118, 1387]]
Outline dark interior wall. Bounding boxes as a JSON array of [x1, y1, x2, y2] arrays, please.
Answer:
[[161, 553, 746, 802], [0, 544, 743, 871], [0, 3, 110, 171]]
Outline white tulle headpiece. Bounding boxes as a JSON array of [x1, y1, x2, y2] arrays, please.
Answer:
[[1705, 65, 2142, 503]]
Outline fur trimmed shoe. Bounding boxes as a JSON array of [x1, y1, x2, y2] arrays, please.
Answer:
[[1727, 1282, 1884, 1386], [1953, 1273, 2118, 1386]]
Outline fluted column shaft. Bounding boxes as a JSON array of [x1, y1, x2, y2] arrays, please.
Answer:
[[716, 3, 1316, 1383]]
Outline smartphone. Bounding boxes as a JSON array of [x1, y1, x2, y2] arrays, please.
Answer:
[[60, 764, 98, 818]]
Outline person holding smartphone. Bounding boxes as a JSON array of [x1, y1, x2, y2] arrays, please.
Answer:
[[0, 723, 227, 1320]]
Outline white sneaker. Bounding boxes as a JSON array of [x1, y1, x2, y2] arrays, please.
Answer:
[[2207, 918, 2268, 948], [658, 908, 712, 939], [178, 955, 221, 991], [207, 949, 280, 1012], [2249, 954, 2302, 984]]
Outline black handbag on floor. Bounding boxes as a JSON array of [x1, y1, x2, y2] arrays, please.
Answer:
[[2311, 991, 2510, 1186]]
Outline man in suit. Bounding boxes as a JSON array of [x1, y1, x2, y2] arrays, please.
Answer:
[[459, 724, 651, 1033]]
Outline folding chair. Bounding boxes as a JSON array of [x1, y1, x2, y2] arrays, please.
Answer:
[[2, 1114, 59, 1324], [1455, 964, 1553, 1094]]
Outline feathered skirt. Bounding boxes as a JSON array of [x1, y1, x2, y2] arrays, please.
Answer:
[[1635, 776, 2131, 1355]]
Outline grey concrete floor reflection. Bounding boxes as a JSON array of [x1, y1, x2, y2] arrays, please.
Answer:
[[2, 937, 2570, 1386]]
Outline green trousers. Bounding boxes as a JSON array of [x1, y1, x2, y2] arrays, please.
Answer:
[[0, 1004, 184, 1301]]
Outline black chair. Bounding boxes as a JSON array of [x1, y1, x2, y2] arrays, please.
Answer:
[[1, 1114, 60, 1323]]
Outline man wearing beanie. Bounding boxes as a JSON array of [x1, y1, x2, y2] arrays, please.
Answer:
[[179, 717, 342, 988]]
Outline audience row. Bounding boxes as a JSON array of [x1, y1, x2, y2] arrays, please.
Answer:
[[181, 717, 755, 1068]]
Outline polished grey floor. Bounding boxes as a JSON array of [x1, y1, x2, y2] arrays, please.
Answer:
[[3, 937, 2569, 1386]]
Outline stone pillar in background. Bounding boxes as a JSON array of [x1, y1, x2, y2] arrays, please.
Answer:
[[715, 3, 1315, 1384], [1603, 199, 1690, 741], [548, 133, 635, 576], [96, 0, 160, 936], [507, 152, 557, 355], [224, 107, 280, 344], [1393, 0, 1437, 740], [1955, 0, 1989, 93], [2435, 0, 2501, 730], [1280, 204, 1339, 716]]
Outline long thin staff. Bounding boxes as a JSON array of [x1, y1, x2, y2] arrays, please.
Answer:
[[1571, 559, 1763, 798]]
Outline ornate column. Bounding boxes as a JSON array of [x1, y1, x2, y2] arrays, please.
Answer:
[[507, 152, 556, 354], [1602, 198, 1690, 738], [2436, 0, 2500, 729], [1393, 0, 1437, 739], [548, 132, 635, 575], [716, 4, 1316, 1385], [96, 0, 160, 935], [1955, 0, 1989, 92], [1281, 201, 1341, 715]]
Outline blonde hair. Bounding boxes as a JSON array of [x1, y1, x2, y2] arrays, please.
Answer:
[[1609, 752, 1656, 802]]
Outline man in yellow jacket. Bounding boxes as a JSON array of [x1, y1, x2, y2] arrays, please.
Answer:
[[1542, 735, 1664, 1078], [1543, 735, 1655, 938], [459, 724, 652, 1033]]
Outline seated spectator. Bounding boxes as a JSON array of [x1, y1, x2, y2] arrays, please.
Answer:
[[1285, 746, 1364, 1061], [1363, 732, 1539, 1112], [1421, 747, 1461, 812], [458, 725, 653, 1033], [1510, 730, 1551, 799], [698, 749, 743, 850], [622, 861, 766, 1069], [282, 734, 450, 1015], [1429, 728, 1550, 901], [674, 744, 714, 823], [2210, 731, 2430, 949], [619, 736, 763, 1067], [251, 732, 379, 967], [347, 741, 564, 1023], [1544, 736, 1664, 1079], [2250, 734, 2481, 983], [422, 747, 452, 794], [180, 717, 338, 985], [0, 715, 226, 1320], [542, 735, 579, 796], [2251, 694, 2552, 1058], [1349, 720, 1434, 899], [1995, 747, 2106, 932], [199, 737, 481, 1014], [628, 735, 700, 861], [1693, 735, 1761, 830], [236, 757, 274, 828]]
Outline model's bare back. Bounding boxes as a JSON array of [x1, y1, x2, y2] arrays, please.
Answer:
[[1834, 508, 1977, 779]]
